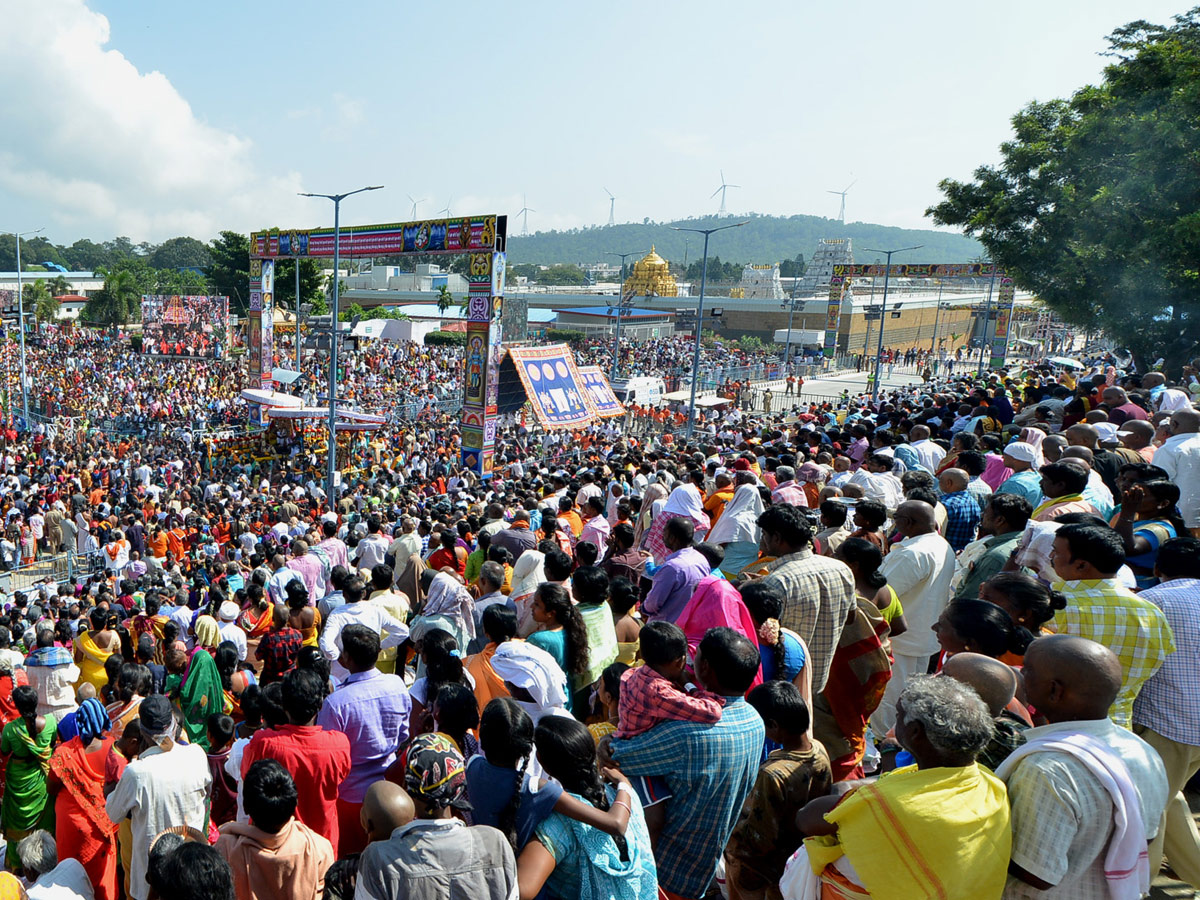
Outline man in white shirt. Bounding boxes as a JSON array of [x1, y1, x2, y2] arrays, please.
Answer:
[[386, 517, 423, 566], [1152, 407, 1200, 535], [18, 830, 94, 900], [847, 454, 906, 509], [353, 518, 391, 571], [267, 554, 302, 605], [105, 696, 211, 900], [908, 425, 946, 474], [1000, 635, 1168, 899], [217, 601, 248, 661], [319, 575, 409, 684], [874, 500, 956, 734]]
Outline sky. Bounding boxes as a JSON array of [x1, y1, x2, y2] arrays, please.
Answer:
[[0, 0, 1189, 245]]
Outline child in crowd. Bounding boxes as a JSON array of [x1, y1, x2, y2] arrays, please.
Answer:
[[615, 621, 724, 845], [608, 576, 641, 665], [206, 713, 238, 828], [725, 681, 832, 900], [588, 662, 627, 745]]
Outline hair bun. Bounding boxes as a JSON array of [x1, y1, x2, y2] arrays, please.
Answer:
[[1049, 590, 1067, 611]]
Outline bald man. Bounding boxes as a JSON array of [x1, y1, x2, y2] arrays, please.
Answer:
[[942, 652, 1030, 770], [997, 635, 1168, 899], [360, 780, 415, 845], [873, 501, 955, 734], [1153, 408, 1200, 535], [1066, 423, 1122, 497], [1102, 386, 1149, 426], [936, 468, 980, 553]]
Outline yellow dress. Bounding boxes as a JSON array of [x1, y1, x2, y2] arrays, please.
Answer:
[[75, 632, 114, 693]]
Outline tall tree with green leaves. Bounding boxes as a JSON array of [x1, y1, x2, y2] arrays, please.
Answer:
[[46, 275, 72, 297], [86, 270, 140, 330], [207, 231, 251, 314], [150, 237, 212, 270], [928, 11, 1200, 372], [436, 284, 454, 313], [22, 280, 58, 323]]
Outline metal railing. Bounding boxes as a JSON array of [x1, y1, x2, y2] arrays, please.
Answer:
[[0, 550, 103, 592]]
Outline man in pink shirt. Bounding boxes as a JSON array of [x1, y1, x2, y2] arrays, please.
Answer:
[[286, 539, 328, 599], [770, 466, 809, 508]]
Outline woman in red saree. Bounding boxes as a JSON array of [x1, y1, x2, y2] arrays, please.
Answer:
[[812, 599, 892, 782], [48, 698, 118, 900]]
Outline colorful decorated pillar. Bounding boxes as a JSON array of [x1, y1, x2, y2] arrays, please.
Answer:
[[824, 271, 851, 357], [461, 249, 506, 478], [989, 274, 1017, 368]]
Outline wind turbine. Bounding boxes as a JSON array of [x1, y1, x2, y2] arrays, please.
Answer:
[[604, 187, 616, 226], [438, 197, 453, 217], [515, 194, 535, 235], [827, 180, 856, 224], [710, 170, 740, 216], [408, 195, 427, 218]]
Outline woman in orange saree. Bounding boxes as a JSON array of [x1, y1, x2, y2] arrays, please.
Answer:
[[48, 698, 118, 900]]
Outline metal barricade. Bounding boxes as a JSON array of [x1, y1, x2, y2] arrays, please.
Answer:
[[0, 550, 102, 593]]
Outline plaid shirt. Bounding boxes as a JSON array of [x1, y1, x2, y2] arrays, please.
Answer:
[[1133, 577, 1200, 745], [940, 490, 981, 552], [25, 646, 73, 667], [1054, 578, 1176, 729], [613, 697, 764, 898], [258, 627, 304, 682], [614, 665, 723, 739], [760, 549, 856, 693]]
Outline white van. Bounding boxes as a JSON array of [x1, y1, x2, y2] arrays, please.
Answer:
[[611, 376, 665, 406]]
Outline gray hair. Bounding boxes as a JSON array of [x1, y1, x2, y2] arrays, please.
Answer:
[[776, 466, 796, 483], [898, 675, 994, 757], [479, 561, 505, 590], [17, 829, 57, 878]]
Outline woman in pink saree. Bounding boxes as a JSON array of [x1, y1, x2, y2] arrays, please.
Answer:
[[675, 576, 763, 693]]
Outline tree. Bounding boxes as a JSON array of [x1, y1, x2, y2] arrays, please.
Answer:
[[275, 259, 325, 314], [150, 237, 212, 270], [22, 280, 58, 322], [85, 270, 140, 329], [436, 284, 453, 314], [928, 11, 1200, 373], [207, 231, 251, 314], [534, 264, 588, 286], [46, 275, 72, 297], [779, 253, 807, 278], [61, 239, 113, 271]]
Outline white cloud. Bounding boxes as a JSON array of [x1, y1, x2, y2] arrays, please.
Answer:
[[0, 0, 310, 241]]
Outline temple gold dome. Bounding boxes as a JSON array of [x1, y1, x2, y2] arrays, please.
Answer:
[[623, 245, 679, 298]]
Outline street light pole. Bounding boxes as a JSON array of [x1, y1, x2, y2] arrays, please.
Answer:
[[976, 263, 998, 377], [295, 260, 302, 372], [781, 269, 802, 372], [299, 185, 383, 503], [862, 245, 922, 404], [673, 221, 748, 437], [930, 279, 944, 353], [606, 250, 644, 383], [3, 227, 42, 427]]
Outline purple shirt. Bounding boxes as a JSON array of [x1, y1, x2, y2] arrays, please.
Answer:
[[316, 668, 411, 803], [644, 547, 711, 624]]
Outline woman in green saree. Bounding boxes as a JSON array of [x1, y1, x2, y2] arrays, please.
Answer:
[[177, 646, 231, 749], [1, 684, 56, 869]]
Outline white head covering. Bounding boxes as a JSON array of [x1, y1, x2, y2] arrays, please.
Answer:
[[508, 550, 547, 637], [708, 483, 765, 546], [490, 640, 568, 719], [422, 572, 476, 642], [661, 483, 706, 523], [1159, 388, 1192, 413]]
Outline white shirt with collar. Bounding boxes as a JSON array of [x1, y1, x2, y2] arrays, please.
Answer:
[[1152, 431, 1200, 527], [910, 438, 946, 474]]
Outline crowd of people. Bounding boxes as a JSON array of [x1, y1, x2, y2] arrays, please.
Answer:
[[0, 326, 1192, 900]]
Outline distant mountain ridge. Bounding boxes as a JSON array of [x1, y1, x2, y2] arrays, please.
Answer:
[[504, 212, 983, 267]]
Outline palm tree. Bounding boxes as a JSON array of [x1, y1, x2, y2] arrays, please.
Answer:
[[436, 284, 453, 315], [23, 280, 59, 323], [46, 275, 72, 297], [86, 270, 139, 330]]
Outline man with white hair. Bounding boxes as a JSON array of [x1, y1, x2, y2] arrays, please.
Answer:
[[106, 695, 211, 900], [770, 466, 808, 507], [19, 830, 93, 900]]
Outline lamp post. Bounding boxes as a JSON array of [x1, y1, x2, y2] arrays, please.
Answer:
[[781, 270, 803, 373], [672, 221, 748, 437], [295, 260, 302, 372], [299, 185, 383, 502], [606, 250, 644, 383], [2, 227, 42, 428], [976, 263, 998, 376], [929, 279, 945, 352], [862, 245, 921, 404]]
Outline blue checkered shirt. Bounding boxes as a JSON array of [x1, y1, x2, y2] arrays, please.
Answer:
[[613, 696, 764, 898], [941, 490, 981, 552], [1133, 577, 1198, 745]]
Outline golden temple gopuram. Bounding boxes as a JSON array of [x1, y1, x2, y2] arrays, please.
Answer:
[[622, 246, 679, 298]]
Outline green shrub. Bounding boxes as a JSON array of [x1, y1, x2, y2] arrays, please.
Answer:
[[426, 330, 467, 346]]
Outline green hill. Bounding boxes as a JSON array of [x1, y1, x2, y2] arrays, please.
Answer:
[[505, 212, 982, 267]]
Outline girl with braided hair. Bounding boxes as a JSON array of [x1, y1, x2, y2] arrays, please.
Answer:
[[516, 716, 656, 900], [528, 583, 590, 713], [465, 698, 632, 854]]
